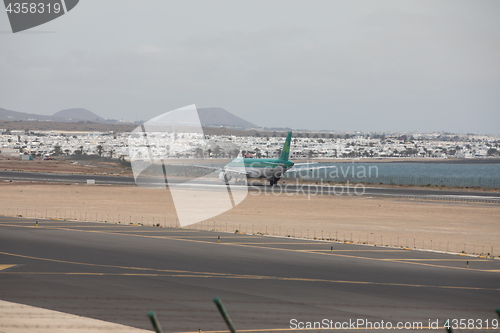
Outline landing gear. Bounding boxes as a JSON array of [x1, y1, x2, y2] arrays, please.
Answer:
[[269, 177, 280, 186]]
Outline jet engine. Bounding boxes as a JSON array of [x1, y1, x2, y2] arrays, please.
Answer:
[[219, 172, 232, 182]]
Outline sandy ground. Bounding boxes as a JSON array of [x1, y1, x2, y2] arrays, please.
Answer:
[[0, 157, 131, 176], [1, 182, 499, 256], [0, 300, 149, 333]]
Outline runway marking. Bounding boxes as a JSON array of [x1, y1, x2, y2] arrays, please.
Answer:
[[0, 264, 17, 271], [87, 229, 184, 232], [2, 270, 499, 291], [380, 258, 491, 261], [1, 222, 499, 273], [0, 221, 40, 224], [0, 222, 125, 227], [228, 242, 337, 245], [0, 222, 189, 229], [300, 249, 407, 252], [112, 228, 198, 232], [0, 251, 231, 277], [305, 252, 492, 260], [167, 235, 262, 238], [48, 225, 149, 228], [61, 226, 151, 229], [0, 221, 199, 230], [139, 234, 243, 237]]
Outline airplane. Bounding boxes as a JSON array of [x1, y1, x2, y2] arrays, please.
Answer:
[[196, 131, 330, 186]]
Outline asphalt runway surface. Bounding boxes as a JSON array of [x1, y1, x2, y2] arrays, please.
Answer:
[[1, 217, 499, 332], [1, 171, 499, 200]]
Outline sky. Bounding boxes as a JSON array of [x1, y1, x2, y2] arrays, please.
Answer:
[[1, 0, 499, 134]]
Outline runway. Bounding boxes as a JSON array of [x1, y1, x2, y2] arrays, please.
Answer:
[[1, 170, 499, 201], [1, 217, 499, 332]]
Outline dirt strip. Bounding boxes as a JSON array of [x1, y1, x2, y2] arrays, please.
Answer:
[[1, 182, 499, 256]]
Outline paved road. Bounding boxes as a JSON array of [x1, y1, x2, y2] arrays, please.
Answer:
[[1, 217, 499, 332], [1, 170, 499, 200]]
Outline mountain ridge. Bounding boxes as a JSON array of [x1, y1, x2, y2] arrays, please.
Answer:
[[0, 107, 258, 129]]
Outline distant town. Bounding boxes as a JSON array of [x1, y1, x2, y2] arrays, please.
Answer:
[[1, 127, 499, 161], [1, 107, 499, 161]]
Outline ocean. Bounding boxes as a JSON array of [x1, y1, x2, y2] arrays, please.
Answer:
[[285, 162, 500, 188]]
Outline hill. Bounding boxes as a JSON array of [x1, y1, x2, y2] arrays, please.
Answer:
[[52, 108, 105, 122], [0, 107, 54, 121], [197, 107, 257, 129], [0, 107, 106, 123], [0, 106, 258, 128]]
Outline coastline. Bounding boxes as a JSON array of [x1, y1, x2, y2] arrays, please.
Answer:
[[294, 157, 500, 164]]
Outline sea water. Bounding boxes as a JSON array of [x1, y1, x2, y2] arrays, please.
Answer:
[[285, 162, 500, 188]]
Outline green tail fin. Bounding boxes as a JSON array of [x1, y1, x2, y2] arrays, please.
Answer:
[[279, 131, 292, 161]]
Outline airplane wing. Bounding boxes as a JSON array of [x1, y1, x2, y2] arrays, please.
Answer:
[[224, 167, 250, 175], [190, 164, 249, 175]]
